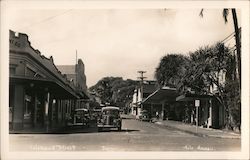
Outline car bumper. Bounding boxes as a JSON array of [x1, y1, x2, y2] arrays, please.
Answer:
[[97, 124, 120, 128]]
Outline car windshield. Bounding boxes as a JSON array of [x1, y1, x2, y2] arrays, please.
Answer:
[[102, 109, 119, 115], [75, 110, 88, 116]]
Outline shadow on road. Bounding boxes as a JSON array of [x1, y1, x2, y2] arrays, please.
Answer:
[[49, 125, 140, 134], [98, 129, 139, 133]]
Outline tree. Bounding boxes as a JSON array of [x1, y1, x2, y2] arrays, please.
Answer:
[[89, 77, 122, 104], [224, 80, 241, 131], [182, 42, 238, 129], [200, 9, 241, 88], [199, 9, 241, 131], [89, 77, 137, 109], [155, 54, 188, 87]]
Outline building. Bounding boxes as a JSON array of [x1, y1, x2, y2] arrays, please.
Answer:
[[57, 60, 89, 110], [131, 80, 224, 129], [130, 81, 157, 116], [142, 86, 179, 120], [9, 30, 89, 132]]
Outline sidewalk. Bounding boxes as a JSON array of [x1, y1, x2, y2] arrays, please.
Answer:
[[121, 114, 136, 119], [9, 127, 65, 134], [155, 120, 241, 139]]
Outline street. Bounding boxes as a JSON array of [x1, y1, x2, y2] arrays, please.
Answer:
[[9, 118, 240, 151]]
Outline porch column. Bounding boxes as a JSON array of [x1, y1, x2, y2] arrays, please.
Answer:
[[45, 92, 50, 132], [150, 103, 153, 118], [73, 100, 76, 111], [57, 100, 61, 123], [13, 85, 25, 130], [34, 93, 38, 127], [191, 108, 194, 124], [208, 99, 212, 128], [161, 101, 165, 120]]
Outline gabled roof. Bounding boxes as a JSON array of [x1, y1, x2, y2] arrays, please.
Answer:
[[142, 86, 178, 104], [142, 83, 158, 94], [176, 93, 213, 101]]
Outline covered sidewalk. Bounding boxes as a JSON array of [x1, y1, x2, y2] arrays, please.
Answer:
[[141, 86, 179, 120], [176, 93, 223, 129], [9, 30, 89, 132]]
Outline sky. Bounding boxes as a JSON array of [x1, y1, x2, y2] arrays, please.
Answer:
[[8, 9, 241, 87]]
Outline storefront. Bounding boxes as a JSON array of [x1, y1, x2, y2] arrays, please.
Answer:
[[176, 93, 223, 129], [9, 30, 88, 132]]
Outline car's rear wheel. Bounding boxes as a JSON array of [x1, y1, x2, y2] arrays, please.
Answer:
[[98, 127, 102, 132]]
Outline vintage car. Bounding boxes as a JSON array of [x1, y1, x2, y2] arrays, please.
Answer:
[[97, 106, 122, 131], [92, 108, 102, 121], [139, 110, 151, 121], [67, 108, 90, 127]]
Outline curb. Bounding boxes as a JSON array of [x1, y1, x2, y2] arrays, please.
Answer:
[[154, 122, 241, 139]]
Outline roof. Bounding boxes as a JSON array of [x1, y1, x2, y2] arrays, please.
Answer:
[[142, 86, 178, 104], [102, 106, 120, 111], [176, 93, 214, 101], [75, 108, 88, 112], [57, 65, 76, 75], [9, 30, 78, 98], [142, 83, 157, 94]]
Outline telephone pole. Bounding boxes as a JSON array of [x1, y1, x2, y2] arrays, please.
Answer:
[[75, 50, 78, 87], [137, 71, 147, 111]]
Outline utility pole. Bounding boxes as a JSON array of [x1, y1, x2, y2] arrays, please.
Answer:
[[75, 50, 78, 87], [75, 50, 78, 109], [137, 71, 147, 112]]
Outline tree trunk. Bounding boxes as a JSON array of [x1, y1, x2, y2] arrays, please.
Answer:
[[231, 9, 241, 90]]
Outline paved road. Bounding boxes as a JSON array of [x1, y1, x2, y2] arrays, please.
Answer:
[[9, 118, 240, 151]]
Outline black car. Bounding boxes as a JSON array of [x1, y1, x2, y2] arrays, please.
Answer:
[[67, 108, 90, 127]]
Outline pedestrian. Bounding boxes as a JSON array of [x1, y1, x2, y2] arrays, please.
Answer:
[[156, 111, 159, 119]]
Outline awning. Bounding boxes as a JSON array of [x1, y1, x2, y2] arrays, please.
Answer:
[[10, 75, 78, 99], [142, 86, 178, 104], [176, 93, 213, 101]]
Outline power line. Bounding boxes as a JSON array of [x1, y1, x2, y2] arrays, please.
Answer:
[[17, 9, 73, 31], [221, 32, 235, 43], [221, 27, 241, 44]]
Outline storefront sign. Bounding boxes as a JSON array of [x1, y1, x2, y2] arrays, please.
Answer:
[[195, 99, 200, 107]]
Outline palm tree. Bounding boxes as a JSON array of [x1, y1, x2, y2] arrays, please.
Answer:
[[200, 9, 241, 88]]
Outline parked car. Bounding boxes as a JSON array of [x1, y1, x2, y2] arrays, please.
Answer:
[[97, 106, 122, 131], [138, 110, 151, 122], [92, 108, 102, 121], [67, 108, 90, 127]]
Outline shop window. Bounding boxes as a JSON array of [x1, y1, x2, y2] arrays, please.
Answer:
[[9, 85, 15, 124], [9, 67, 16, 75], [24, 95, 32, 120]]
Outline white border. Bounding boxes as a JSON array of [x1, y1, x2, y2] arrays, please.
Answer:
[[1, 0, 249, 159]]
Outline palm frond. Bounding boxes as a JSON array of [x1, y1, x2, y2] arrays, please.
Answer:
[[223, 9, 229, 23], [199, 9, 204, 17]]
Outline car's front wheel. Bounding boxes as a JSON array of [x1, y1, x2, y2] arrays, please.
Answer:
[[118, 126, 121, 131]]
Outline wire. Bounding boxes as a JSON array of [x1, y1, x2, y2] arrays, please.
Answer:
[[223, 36, 235, 44], [17, 9, 73, 31], [221, 27, 241, 44], [221, 32, 235, 43]]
